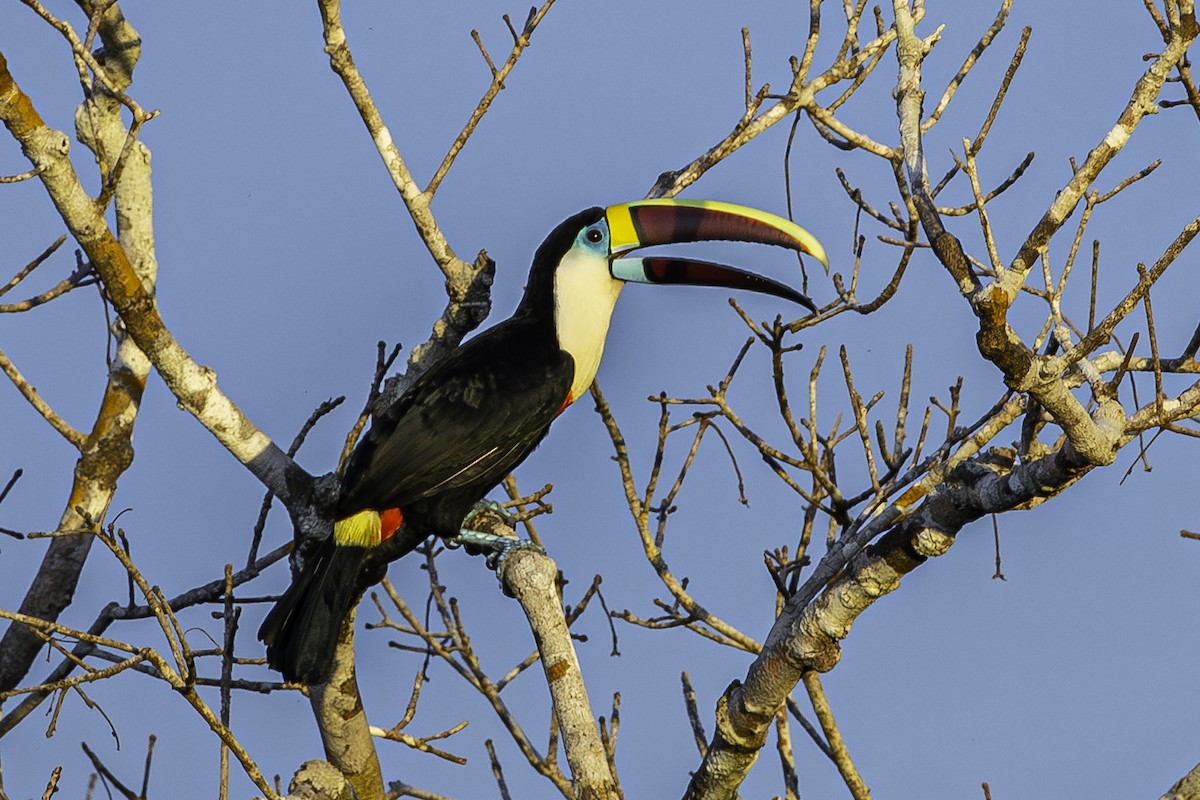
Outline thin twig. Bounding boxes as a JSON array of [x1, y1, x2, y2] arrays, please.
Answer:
[[426, 1, 559, 197], [0, 235, 67, 299], [0, 347, 87, 448], [802, 671, 871, 799], [0, 165, 42, 183]]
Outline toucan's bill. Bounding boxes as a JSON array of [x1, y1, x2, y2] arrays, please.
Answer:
[[605, 199, 827, 312]]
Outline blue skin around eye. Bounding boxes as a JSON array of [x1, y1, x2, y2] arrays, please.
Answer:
[[574, 222, 611, 256]]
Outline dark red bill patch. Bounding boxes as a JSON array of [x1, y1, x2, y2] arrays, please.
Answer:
[[628, 204, 802, 250]]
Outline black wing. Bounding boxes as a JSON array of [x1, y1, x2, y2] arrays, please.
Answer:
[[337, 316, 572, 530]]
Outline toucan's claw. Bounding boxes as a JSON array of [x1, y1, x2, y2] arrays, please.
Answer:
[[475, 498, 514, 522]]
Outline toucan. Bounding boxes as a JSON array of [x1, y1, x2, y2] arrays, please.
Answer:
[[258, 199, 828, 684]]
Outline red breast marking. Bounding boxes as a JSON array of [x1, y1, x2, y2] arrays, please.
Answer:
[[380, 508, 404, 541], [556, 391, 575, 418]]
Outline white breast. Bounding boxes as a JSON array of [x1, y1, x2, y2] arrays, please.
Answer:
[[553, 249, 624, 402]]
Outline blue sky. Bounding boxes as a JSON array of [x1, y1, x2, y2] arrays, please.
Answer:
[[2, 2, 1199, 798]]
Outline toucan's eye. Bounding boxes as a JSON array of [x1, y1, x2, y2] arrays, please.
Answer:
[[585, 227, 603, 244]]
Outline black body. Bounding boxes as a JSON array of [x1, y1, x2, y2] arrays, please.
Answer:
[[336, 313, 572, 536]]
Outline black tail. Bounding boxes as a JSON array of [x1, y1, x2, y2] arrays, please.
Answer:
[[258, 536, 367, 685]]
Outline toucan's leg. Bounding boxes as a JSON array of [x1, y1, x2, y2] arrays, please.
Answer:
[[453, 499, 544, 576]]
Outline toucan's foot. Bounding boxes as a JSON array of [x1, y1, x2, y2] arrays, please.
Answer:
[[452, 527, 544, 578], [453, 499, 542, 582]]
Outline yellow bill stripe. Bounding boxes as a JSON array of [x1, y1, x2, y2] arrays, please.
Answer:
[[605, 202, 640, 255]]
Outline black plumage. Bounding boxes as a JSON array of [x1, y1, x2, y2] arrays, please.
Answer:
[[256, 538, 368, 685], [336, 315, 573, 537]]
